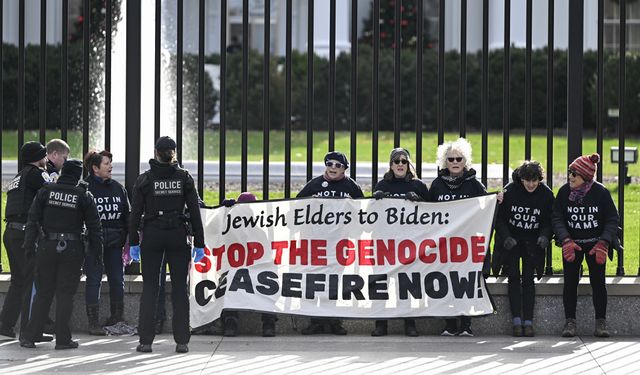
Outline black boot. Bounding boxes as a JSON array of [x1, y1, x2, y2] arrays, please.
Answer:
[[404, 319, 419, 337], [86, 304, 106, 336], [104, 301, 125, 326], [371, 320, 388, 336]]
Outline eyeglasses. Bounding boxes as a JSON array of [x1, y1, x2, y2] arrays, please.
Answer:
[[325, 161, 344, 169], [447, 157, 463, 163], [568, 169, 579, 178], [392, 159, 408, 165]]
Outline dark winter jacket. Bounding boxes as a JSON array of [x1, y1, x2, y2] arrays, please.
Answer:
[[297, 175, 364, 199], [552, 181, 619, 248], [427, 168, 486, 202], [85, 175, 131, 249], [374, 177, 429, 200]]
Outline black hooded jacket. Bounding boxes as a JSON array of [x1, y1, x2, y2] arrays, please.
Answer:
[[496, 171, 555, 242], [427, 168, 486, 202], [374, 177, 429, 200]]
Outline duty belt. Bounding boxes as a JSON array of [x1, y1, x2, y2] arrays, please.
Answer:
[[6, 222, 26, 231], [45, 232, 82, 241]]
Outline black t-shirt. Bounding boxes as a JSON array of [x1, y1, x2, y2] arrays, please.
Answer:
[[85, 176, 130, 230], [297, 175, 364, 198], [374, 177, 429, 201], [496, 179, 554, 241]]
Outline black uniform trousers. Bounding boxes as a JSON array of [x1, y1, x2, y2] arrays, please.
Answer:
[[23, 240, 84, 344], [0, 227, 35, 333], [138, 224, 191, 345], [507, 244, 537, 321], [562, 245, 607, 320]]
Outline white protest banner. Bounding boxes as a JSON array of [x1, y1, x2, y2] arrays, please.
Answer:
[[189, 195, 497, 328]]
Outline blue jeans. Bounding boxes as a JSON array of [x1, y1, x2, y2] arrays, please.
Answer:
[[85, 247, 125, 305]]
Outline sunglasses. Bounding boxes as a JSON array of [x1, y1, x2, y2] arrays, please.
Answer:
[[447, 157, 463, 163], [325, 161, 344, 169], [568, 169, 579, 178], [392, 159, 408, 165]]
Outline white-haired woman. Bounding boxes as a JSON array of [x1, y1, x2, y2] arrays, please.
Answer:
[[427, 138, 487, 337]]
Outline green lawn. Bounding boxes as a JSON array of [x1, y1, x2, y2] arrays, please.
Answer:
[[2, 184, 638, 276], [3, 130, 639, 177]]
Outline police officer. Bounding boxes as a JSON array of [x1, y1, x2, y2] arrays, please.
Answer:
[[19, 159, 103, 349], [0, 142, 52, 340], [45, 139, 70, 183], [129, 136, 205, 354]]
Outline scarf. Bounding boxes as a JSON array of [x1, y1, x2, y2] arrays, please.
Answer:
[[439, 168, 477, 190], [568, 179, 594, 203]]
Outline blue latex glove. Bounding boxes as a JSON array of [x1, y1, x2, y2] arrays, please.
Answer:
[[192, 247, 205, 263], [130, 245, 141, 262]]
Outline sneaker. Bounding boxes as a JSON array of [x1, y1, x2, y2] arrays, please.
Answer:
[[404, 320, 419, 337], [262, 318, 276, 337], [457, 327, 474, 337], [330, 321, 347, 335], [440, 320, 458, 336], [371, 321, 388, 337], [0, 324, 16, 338], [512, 325, 523, 337], [34, 334, 54, 342], [223, 318, 238, 337], [175, 343, 189, 353], [301, 321, 324, 335], [43, 320, 55, 335], [55, 340, 79, 350], [523, 325, 535, 337], [562, 318, 577, 337], [136, 344, 152, 353], [594, 319, 610, 338]]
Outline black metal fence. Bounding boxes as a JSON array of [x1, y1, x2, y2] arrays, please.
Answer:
[[0, 0, 633, 275]]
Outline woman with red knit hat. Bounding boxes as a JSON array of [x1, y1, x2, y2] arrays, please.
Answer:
[[552, 153, 619, 338]]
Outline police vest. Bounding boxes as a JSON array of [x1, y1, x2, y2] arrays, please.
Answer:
[[143, 169, 188, 220], [41, 184, 86, 234], [5, 165, 48, 222]]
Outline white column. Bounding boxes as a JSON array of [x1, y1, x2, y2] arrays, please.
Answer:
[[313, 0, 351, 58]]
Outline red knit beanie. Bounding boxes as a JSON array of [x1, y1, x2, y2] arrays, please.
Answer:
[[569, 153, 600, 181]]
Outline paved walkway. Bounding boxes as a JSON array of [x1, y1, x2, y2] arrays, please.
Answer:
[[1, 334, 638, 374]]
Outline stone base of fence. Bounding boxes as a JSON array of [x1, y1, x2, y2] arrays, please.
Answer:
[[1, 275, 638, 336]]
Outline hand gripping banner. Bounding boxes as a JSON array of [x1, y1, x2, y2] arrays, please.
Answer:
[[190, 195, 497, 328]]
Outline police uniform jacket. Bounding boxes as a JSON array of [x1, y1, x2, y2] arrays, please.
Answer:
[[129, 159, 205, 248], [22, 174, 103, 255], [5, 164, 50, 224]]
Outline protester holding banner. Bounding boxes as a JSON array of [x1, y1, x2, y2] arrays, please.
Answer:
[[128, 136, 205, 353], [0, 142, 53, 341], [495, 161, 554, 337], [83, 150, 131, 335], [371, 147, 428, 337], [427, 137, 486, 337], [20, 160, 103, 350], [297, 151, 364, 335], [552, 153, 619, 338]]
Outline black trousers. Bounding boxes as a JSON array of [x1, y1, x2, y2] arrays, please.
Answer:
[[563, 245, 607, 320], [0, 228, 38, 335], [23, 240, 84, 344], [507, 246, 537, 321], [138, 225, 191, 345]]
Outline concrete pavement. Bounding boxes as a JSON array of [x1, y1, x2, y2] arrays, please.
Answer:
[[0, 333, 638, 374]]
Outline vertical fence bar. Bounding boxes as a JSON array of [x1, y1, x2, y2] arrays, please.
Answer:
[[198, 0, 205, 198], [241, 0, 248, 192], [0, 0, 3, 272], [459, 0, 466, 138], [617, 0, 626, 276], [393, 0, 401, 147], [350, 0, 357, 179], [263, 0, 271, 199], [61, 0, 69, 141], [524, 0, 532, 160], [545, 0, 554, 275], [83, 0, 90, 159], [437, 0, 444, 145], [328, 0, 336, 151], [481, 0, 488, 188], [125, 0, 141, 193], [416, 0, 423, 179], [567, 0, 583, 162], [18, 0, 25, 169], [105, 0, 112, 151], [597, 0, 603, 183], [285, 0, 292, 198], [502, 0, 510, 186], [39, 0, 47, 144], [306, 0, 314, 183], [372, 0, 380, 188], [219, 0, 227, 202], [177, 0, 183, 165], [154, 0, 161, 143]]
